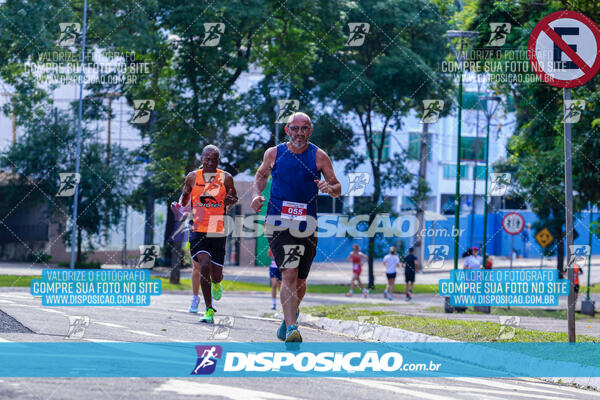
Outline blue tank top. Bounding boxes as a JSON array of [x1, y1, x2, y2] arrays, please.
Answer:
[[267, 143, 320, 222]]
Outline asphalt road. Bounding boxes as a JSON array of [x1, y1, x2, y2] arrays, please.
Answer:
[[0, 289, 599, 400]]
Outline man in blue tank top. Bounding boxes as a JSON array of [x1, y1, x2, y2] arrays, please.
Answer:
[[251, 112, 341, 342]]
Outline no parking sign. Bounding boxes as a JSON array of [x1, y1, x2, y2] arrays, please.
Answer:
[[527, 10, 600, 340], [528, 11, 600, 88]]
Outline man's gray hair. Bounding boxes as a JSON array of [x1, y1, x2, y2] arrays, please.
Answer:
[[286, 112, 312, 127], [202, 144, 220, 156]]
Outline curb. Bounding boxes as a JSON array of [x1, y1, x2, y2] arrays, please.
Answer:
[[544, 377, 600, 391], [299, 314, 600, 390], [298, 313, 454, 342]]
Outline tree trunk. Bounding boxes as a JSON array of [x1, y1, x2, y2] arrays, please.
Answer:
[[367, 226, 376, 289], [164, 202, 174, 262], [144, 182, 155, 245], [415, 122, 429, 270], [555, 224, 565, 279], [164, 203, 182, 284], [367, 173, 381, 289], [76, 225, 82, 265]]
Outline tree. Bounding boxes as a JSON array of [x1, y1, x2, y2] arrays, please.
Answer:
[[469, 0, 600, 275], [0, 107, 134, 263], [312, 0, 453, 287]]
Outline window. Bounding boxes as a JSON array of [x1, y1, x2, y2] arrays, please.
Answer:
[[407, 132, 431, 161], [317, 195, 344, 214], [474, 165, 487, 180], [317, 196, 334, 213], [443, 164, 468, 179], [366, 132, 390, 160], [460, 137, 486, 161], [440, 194, 456, 215], [401, 195, 416, 211]]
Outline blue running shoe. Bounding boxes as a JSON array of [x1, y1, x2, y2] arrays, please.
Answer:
[[188, 296, 200, 313], [285, 325, 302, 342], [276, 308, 299, 341]]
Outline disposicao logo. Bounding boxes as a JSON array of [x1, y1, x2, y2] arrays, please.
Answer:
[[191, 345, 222, 375], [224, 351, 404, 372]]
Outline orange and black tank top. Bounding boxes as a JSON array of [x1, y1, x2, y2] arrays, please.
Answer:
[[191, 168, 227, 233]]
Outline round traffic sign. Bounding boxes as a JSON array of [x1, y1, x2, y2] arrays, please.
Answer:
[[528, 11, 600, 88], [502, 212, 525, 235]]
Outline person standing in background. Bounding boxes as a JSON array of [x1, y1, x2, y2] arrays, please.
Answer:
[[521, 223, 531, 258], [464, 247, 482, 270], [346, 244, 369, 298], [402, 247, 418, 301], [268, 248, 281, 310], [383, 246, 400, 300]]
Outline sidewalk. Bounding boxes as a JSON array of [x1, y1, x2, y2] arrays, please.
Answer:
[[2, 257, 600, 286], [362, 292, 600, 338]]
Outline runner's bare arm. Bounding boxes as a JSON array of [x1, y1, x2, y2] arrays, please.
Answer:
[[251, 147, 276, 212], [178, 172, 195, 206], [315, 149, 341, 197], [224, 172, 238, 206]]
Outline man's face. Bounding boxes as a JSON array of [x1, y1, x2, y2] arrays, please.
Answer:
[[202, 150, 220, 172], [285, 115, 312, 148], [473, 249, 479, 256]]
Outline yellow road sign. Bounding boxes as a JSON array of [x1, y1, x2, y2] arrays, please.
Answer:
[[536, 228, 554, 248]]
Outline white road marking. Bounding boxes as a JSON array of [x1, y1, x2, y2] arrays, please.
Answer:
[[0, 337, 12, 342], [7, 304, 36, 308], [369, 379, 578, 399], [0, 300, 15, 304], [0, 293, 31, 299], [96, 322, 127, 329], [39, 309, 65, 315], [127, 330, 163, 338], [336, 378, 452, 400], [453, 377, 595, 396], [155, 379, 300, 399], [238, 315, 280, 322]]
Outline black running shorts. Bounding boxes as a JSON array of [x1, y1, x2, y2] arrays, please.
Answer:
[[189, 231, 227, 267], [267, 229, 317, 280]]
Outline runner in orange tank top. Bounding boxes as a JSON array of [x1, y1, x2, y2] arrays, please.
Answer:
[[173, 145, 237, 323]]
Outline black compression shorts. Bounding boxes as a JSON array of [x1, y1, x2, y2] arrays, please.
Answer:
[[189, 231, 227, 266], [267, 229, 317, 280]]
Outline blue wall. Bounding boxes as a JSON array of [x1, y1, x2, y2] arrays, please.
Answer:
[[313, 211, 599, 261]]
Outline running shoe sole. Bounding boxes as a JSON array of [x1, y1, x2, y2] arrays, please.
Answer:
[[276, 309, 299, 341], [285, 328, 302, 343]]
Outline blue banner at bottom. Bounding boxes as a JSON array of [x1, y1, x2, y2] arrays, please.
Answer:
[[0, 342, 598, 377]]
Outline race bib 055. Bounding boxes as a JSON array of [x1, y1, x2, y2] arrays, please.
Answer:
[[281, 200, 307, 221]]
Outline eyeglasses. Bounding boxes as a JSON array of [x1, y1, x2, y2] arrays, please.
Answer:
[[287, 125, 311, 133]]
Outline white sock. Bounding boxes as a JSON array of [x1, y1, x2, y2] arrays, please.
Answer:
[[272, 298, 276, 306]]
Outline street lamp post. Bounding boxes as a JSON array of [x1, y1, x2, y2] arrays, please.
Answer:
[[478, 95, 501, 269], [445, 30, 478, 271], [69, 0, 88, 269]]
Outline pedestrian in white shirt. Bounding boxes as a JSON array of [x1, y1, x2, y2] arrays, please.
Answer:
[[383, 247, 400, 300], [464, 247, 482, 270]]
